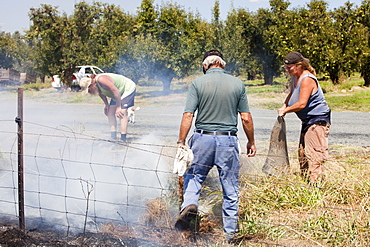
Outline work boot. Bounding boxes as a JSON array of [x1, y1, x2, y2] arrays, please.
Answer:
[[121, 134, 127, 142], [175, 204, 198, 231]]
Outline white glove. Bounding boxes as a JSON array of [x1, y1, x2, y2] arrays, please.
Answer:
[[173, 145, 194, 176]]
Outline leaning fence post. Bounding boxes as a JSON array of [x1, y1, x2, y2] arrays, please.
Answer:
[[15, 87, 25, 230]]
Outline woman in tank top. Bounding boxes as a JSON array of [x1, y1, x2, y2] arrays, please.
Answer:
[[278, 51, 331, 184]]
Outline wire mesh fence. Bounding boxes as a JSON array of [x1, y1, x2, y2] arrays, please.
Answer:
[[0, 103, 369, 246]]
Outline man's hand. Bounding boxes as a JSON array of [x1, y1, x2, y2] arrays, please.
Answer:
[[246, 142, 256, 157], [115, 107, 124, 118]]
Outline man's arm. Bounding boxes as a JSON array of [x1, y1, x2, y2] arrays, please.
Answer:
[[98, 93, 110, 116], [240, 112, 256, 157], [99, 93, 109, 106], [177, 112, 194, 146]]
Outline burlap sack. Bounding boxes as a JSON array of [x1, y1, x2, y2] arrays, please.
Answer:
[[262, 116, 290, 176]]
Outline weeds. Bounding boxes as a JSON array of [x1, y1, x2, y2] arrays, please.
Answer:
[[326, 90, 370, 112], [235, 145, 370, 246], [21, 82, 50, 91]]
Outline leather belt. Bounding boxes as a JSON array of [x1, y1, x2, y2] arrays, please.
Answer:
[[195, 129, 237, 136]]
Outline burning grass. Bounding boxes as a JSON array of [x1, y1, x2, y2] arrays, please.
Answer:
[[0, 197, 229, 246]]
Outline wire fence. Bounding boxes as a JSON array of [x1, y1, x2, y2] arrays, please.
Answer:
[[0, 116, 369, 246]]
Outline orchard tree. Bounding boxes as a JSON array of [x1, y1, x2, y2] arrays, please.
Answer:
[[292, 1, 334, 80], [223, 9, 258, 78], [134, 0, 158, 35], [358, 0, 370, 86], [115, 33, 161, 83], [249, 0, 291, 84], [123, 0, 208, 94], [211, 0, 222, 50], [89, 3, 135, 70], [27, 5, 67, 81], [11, 31, 37, 76], [0, 32, 17, 69], [151, 3, 205, 93], [326, 2, 365, 83], [27, 2, 133, 88]]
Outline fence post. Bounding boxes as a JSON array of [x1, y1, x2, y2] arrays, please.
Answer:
[[15, 88, 25, 230]]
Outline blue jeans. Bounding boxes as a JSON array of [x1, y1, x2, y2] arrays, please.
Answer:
[[181, 131, 240, 234]]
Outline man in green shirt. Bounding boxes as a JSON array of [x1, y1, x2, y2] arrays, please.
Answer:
[[175, 50, 256, 240]]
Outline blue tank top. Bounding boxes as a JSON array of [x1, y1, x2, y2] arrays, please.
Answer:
[[288, 73, 330, 125]]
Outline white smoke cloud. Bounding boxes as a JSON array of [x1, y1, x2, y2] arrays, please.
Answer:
[[0, 130, 175, 232]]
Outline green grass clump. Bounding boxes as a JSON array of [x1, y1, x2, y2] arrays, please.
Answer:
[[22, 82, 50, 91], [321, 76, 364, 93], [246, 84, 286, 94], [326, 90, 370, 112]]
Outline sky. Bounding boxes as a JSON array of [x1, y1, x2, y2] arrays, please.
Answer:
[[0, 0, 364, 34]]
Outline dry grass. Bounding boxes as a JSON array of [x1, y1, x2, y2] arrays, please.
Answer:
[[235, 145, 370, 246]]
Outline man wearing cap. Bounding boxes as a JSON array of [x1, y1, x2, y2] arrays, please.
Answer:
[[278, 51, 331, 184], [79, 73, 136, 142], [174, 50, 256, 239]]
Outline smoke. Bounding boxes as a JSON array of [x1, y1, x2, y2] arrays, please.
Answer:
[[0, 122, 175, 232]]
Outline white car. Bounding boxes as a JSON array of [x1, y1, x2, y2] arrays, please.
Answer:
[[51, 65, 104, 91]]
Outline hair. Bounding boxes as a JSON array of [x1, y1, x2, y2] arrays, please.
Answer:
[[79, 77, 92, 89], [202, 55, 226, 70], [296, 58, 316, 76]]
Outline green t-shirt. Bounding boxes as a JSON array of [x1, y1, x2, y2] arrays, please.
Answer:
[[96, 73, 136, 99], [184, 68, 250, 132]]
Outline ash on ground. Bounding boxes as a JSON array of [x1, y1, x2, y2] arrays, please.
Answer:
[[0, 198, 232, 247]]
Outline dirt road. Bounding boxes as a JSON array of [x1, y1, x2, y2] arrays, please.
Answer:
[[1, 94, 369, 149]]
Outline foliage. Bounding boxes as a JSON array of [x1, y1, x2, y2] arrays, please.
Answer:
[[0, 32, 17, 69], [246, 0, 292, 85], [2, 0, 370, 90], [83, 3, 135, 70], [21, 82, 49, 90], [223, 9, 257, 77], [26, 3, 134, 87], [26, 5, 67, 80], [357, 1, 370, 86], [115, 33, 162, 83], [117, 0, 209, 94], [327, 2, 366, 84]]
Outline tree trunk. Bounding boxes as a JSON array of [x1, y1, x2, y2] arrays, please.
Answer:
[[264, 74, 273, 85], [161, 77, 172, 95], [361, 56, 370, 87], [329, 72, 340, 85], [364, 75, 370, 87], [262, 63, 274, 85]]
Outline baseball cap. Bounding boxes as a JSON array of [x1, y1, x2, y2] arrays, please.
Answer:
[[284, 51, 305, 64], [203, 49, 223, 61]]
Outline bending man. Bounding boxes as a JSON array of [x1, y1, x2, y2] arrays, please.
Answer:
[[80, 73, 136, 142]]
